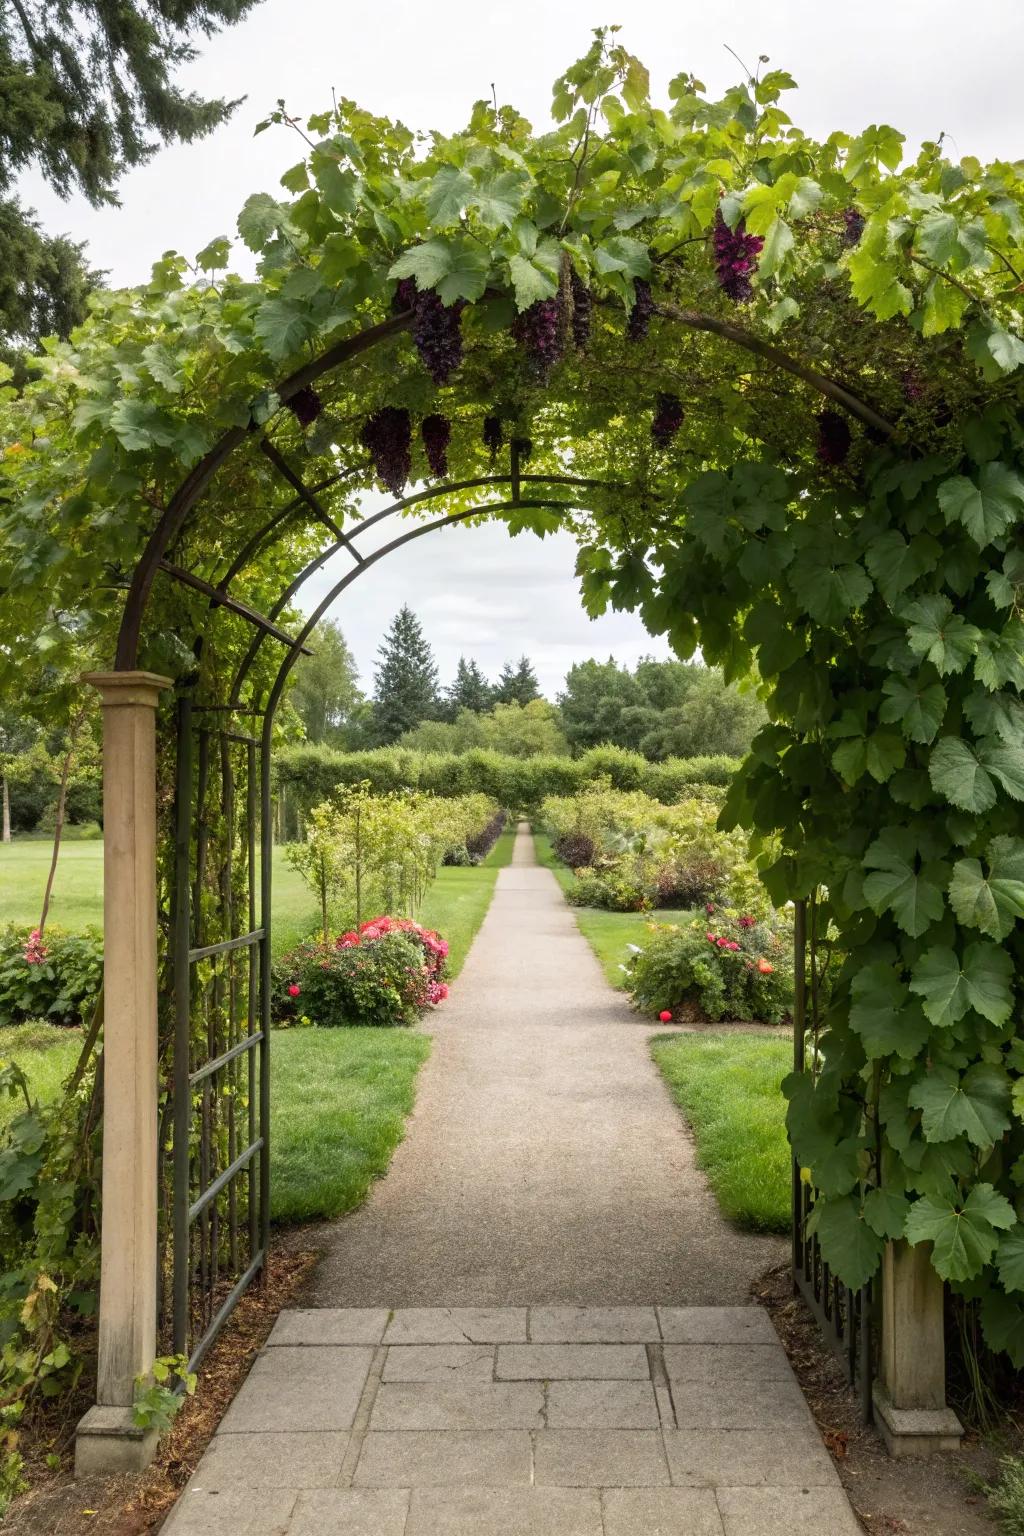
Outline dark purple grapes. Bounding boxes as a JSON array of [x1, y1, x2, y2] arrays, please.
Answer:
[[422, 414, 451, 478], [712, 210, 764, 302], [570, 270, 592, 349], [651, 393, 683, 447], [286, 386, 323, 428], [842, 208, 865, 248], [513, 297, 563, 376], [360, 406, 412, 497], [412, 292, 465, 385], [511, 436, 533, 462], [391, 277, 464, 383], [626, 277, 655, 341], [483, 415, 503, 461], [817, 409, 851, 466]]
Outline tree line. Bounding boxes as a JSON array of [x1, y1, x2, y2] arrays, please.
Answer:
[[288, 605, 765, 762]]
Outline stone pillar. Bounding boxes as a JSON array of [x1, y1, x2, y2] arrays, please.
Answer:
[[872, 1239, 963, 1456], [75, 671, 171, 1476]]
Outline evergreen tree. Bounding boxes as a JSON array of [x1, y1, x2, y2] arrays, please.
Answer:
[[493, 655, 541, 706], [288, 620, 361, 745], [445, 656, 492, 716], [372, 605, 439, 743], [0, 0, 259, 364]]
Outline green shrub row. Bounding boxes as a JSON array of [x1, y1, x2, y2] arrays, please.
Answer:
[[274, 743, 738, 823]]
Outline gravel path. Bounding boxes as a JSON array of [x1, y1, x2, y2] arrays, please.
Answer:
[[305, 823, 784, 1307]]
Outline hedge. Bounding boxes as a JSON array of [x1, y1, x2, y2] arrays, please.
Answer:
[[273, 744, 738, 828]]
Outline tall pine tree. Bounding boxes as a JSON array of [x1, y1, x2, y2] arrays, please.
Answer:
[[0, 0, 260, 366], [493, 655, 541, 706], [445, 656, 492, 716], [372, 606, 439, 743]]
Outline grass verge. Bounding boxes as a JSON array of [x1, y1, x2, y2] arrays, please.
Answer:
[[650, 1031, 791, 1232], [270, 1027, 431, 1222], [532, 830, 693, 988], [0, 1023, 83, 1131]]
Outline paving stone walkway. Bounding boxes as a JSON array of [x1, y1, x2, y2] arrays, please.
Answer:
[[165, 1306, 860, 1535], [164, 827, 860, 1533]]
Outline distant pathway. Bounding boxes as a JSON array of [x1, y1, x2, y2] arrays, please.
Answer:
[[166, 825, 862, 1535], [306, 821, 783, 1305]]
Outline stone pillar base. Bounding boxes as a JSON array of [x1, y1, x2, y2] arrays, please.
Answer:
[[872, 1383, 963, 1457], [74, 1406, 159, 1476]]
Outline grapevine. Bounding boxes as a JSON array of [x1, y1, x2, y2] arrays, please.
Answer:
[[512, 298, 563, 376], [421, 414, 451, 478], [286, 386, 323, 427], [651, 393, 683, 447], [712, 210, 764, 302], [626, 278, 654, 341], [482, 415, 503, 461], [360, 407, 412, 497], [569, 270, 592, 350]]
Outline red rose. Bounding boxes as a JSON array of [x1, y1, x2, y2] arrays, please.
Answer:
[[288, 983, 301, 997], [659, 1010, 673, 1022]]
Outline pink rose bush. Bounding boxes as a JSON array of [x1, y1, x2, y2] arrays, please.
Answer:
[[627, 909, 795, 1026], [273, 916, 450, 1028]]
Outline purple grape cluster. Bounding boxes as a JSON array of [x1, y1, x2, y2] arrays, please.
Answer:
[[651, 393, 684, 447], [842, 208, 865, 248], [422, 414, 451, 478], [570, 269, 592, 349], [513, 297, 563, 375], [286, 386, 323, 428], [360, 407, 412, 497], [483, 415, 503, 461], [902, 368, 925, 403], [626, 277, 655, 341], [817, 409, 852, 466], [413, 292, 465, 385], [392, 277, 465, 384], [712, 211, 764, 302]]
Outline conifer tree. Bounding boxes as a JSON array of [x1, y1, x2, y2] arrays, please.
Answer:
[[0, 0, 259, 364], [372, 605, 439, 743], [445, 656, 492, 716], [493, 655, 541, 706]]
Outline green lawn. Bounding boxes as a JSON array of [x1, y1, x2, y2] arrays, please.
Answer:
[[532, 830, 693, 988], [271, 1027, 431, 1222], [651, 1031, 792, 1233], [0, 1022, 84, 1131]]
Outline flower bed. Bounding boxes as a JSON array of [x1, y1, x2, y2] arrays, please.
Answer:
[[0, 924, 102, 1028], [626, 907, 794, 1025], [273, 916, 449, 1028]]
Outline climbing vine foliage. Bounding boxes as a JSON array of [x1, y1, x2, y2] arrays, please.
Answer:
[[3, 30, 1024, 1363]]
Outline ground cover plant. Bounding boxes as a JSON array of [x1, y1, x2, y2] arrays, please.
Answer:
[[651, 1032, 792, 1233]]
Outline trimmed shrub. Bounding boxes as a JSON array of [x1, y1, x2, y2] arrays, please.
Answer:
[[0, 926, 103, 1027], [273, 916, 449, 1028], [627, 910, 794, 1025]]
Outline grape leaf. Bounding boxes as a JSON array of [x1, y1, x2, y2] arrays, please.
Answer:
[[849, 963, 930, 1058], [996, 1227, 1024, 1293], [981, 1290, 1024, 1367], [508, 252, 559, 310], [792, 559, 872, 628], [974, 623, 1024, 691], [865, 730, 906, 783], [904, 1183, 1015, 1281], [983, 740, 1024, 800], [908, 1063, 1012, 1147], [965, 689, 1024, 745], [253, 297, 314, 360], [862, 827, 945, 936], [879, 673, 946, 743], [929, 737, 996, 812], [390, 238, 490, 303], [425, 166, 475, 226], [863, 1186, 911, 1240], [938, 463, 1024, 548], [806, 1195, 884, 1290], [909, 942, 1014, 1027], [948, 836, 1024, 939], [904, 595, 980, 675], [864, 530, 939, 606]]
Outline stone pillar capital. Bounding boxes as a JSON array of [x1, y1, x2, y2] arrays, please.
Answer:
[[83, 671, 172, 708]]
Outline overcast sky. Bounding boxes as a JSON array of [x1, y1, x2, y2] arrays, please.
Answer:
[[20, 1, 1024, 696]]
